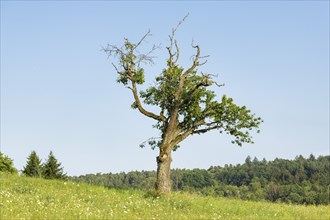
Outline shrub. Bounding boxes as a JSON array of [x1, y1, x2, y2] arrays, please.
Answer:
[[0, 152, 17, 174]]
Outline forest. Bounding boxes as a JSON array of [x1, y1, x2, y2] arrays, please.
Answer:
[[71, 154, 329, 205]]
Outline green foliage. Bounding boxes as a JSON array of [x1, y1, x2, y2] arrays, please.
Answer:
[[22, 151, 42, 177], [0, 152, 17, 174], [104, 29, 262, 152], [141, 63, 263, 147], [1, 173, 328, 219], [133, 68, 145, 84], [42, 151, 66, 180]]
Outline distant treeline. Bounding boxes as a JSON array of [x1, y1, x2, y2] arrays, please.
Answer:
[[71, 155, 330, 205]]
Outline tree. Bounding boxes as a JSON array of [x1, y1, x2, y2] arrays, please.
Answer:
[[245, 156, 252, 166], [103, 17, 262, 194], [22, 150, 42, 177], [43, 151, 66, 179], [0, 152, 17, 174]]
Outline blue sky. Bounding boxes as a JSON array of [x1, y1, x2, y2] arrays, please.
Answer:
[[1, 1, 329, 176]]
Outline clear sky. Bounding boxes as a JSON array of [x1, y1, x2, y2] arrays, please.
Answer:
[[1, 1, 329, 176]]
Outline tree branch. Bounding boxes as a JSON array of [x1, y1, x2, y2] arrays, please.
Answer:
[[171, 119, 205, 146], [173, 40, 180, 64], [184, 45, 201, 76], [131, 81, 166, 122], [112, 63, 133, 81], [174, 45, 200, 101], [133, 29, 151, 50], [136, 43, 160, 66], [166, 14, 188, 67], [192, 124, 221, 134]]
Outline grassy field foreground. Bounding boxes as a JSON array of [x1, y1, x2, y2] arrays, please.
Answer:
[[0, 173, 329, 219]]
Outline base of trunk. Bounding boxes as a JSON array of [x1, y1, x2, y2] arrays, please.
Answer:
[[156, 152, 172, 194]]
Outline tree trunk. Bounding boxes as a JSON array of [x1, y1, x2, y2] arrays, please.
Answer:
[[156, 115, 179, 194], [156, 150, 172, 194]]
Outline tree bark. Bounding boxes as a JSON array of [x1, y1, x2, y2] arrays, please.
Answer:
[[156, 149, 172, 194]]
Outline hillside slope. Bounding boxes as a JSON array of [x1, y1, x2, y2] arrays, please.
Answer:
[[0, 173, 329, 219]]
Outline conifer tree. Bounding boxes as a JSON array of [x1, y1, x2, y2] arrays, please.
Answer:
[[22, 151, 42, 177], [42, 151, 66, 179]]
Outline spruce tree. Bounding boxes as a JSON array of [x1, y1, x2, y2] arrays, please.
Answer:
[[22, 150, 42, 177], [42, 151, 66, 179]]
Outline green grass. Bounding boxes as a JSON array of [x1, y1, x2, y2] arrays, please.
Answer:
[[1, 173, 329, 219]]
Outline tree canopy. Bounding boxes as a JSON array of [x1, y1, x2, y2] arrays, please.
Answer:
[[104, 28, 262, 150]]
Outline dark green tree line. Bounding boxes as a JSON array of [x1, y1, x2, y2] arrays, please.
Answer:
[[72, 154, 329, 205]]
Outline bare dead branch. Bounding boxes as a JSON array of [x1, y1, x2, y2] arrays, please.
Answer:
[[111, 63, 120, 73], [174, 40, 180, 63], [102, 44, 126, 60], [133, 29, 152, 50], [198, 59, 208, 66], [199, 55, 210, 59], [214, 82, 225, 87], [166, 14, 189, 67], [136, 43, 160, 66], [184, 45, 201, 75], [173, 13, 189, 34]]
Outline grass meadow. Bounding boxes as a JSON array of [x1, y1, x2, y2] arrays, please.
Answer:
[[0, 173, 329, 219]]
